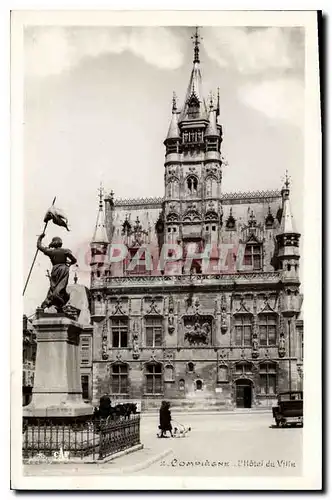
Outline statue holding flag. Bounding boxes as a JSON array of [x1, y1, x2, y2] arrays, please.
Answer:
[[37, 234, 77, 312], [24, 199, 77, 311]]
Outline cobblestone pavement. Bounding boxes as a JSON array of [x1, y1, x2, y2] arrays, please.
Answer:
[[24, 412, 302, 477]]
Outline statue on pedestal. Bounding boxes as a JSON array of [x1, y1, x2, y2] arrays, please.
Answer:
[[37, 233, 77, 313]]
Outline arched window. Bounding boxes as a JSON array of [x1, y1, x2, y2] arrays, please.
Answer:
[[111, 363, 129, 394], [259, 362, 277, 395], [164, 364, 174, 382], [259, 314, 277, 346], [244, 243, 262, 270], [205, 177, 217, 198], [187, 175, 198, 194], [234, 314, 252, 346], [195, 379, 203, 391], [187, 362, 194, 373], [145, 363, 163, 394]]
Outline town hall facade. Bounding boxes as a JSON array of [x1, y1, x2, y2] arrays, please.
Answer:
[[84, 30, 303, 410]]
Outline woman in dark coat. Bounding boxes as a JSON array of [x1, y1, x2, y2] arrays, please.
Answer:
[[158, 401, 173, 438]]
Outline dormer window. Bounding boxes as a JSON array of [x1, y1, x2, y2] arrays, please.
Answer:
[[226, 209, 236, 230], [265, 207, 275, 229], [187, 95, 200, 119], [244, 242, 262, 270]]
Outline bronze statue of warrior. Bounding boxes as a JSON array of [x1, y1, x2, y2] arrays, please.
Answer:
[[37, 233, 77, 312]]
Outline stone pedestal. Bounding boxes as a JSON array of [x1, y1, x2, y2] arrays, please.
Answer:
[[23, 312, 93, 420]]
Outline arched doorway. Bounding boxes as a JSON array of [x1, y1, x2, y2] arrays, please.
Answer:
[[235, 379, 253, 408]]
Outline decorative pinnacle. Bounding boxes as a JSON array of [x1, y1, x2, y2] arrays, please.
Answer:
[[216, 87, 220, 116], [98, 182, 104, 210], [172, 91, 177, 112], [284, 170, 290, 189], [191, 26, 202, 64], [209, 92, 214, 109]]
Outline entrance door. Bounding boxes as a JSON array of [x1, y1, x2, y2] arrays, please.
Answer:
[[235, 380, 252, 408]]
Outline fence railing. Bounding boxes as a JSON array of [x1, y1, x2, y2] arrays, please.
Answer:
[[22, 414, 141, 462]]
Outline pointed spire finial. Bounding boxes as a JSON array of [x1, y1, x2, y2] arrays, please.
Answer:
[[284, 170, 290, 189], [98, 182, 104, 210], [191, 26, 202, 64], [172, 91, 177, 112], [216, 87, 220, 117], [209, 91, 213, 109]]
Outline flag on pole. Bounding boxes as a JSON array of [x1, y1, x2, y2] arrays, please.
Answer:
[[44, 205, 70, 231]]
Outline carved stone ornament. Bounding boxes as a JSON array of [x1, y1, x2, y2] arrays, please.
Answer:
[[62, 304, 81, 321], [220, 294, 228, 334], [184, 317, 211, 346], [252, 336, 259, 359], [278, 334, 286, 358], [132, 334, 140, 360], [168, 296, 175, 333], [101, 317, 109, 360], [146, 298, 161, 315], [102, 336, 109, 360]]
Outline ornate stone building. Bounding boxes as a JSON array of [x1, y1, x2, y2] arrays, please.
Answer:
[[89, 30, 303, 410]]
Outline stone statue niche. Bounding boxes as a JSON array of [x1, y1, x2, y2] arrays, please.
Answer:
[[183, 315, 212, 346]]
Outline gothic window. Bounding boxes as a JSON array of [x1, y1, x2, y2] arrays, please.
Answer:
[[145, 363, 163, 394], [164, 364, 174, 382], [145, 317, 163, 347], [244, 243, 262, 270], [235, 362, 253, 376], [259, 362, 277, 395], [187, 175, 198, 194], [111, 364, 129, 394], [111, 318, 128, 348], [234, 315, 252, 346], [218, 365, 228, 383], [195, 380, 203, 391], [81, 375, 89, 400], [80, 336, 91, 365], [259, 314, 277, 346], [205, 177, 218, 198], [187, 362, 194, 372]]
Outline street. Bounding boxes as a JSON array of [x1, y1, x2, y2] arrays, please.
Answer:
[[24, 412, 302, 477]]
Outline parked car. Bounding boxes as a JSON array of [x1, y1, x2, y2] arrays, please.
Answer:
[[272, 391, 303, 427]]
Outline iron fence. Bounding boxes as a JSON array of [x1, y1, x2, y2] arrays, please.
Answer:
[[22, 414, 141, 462]]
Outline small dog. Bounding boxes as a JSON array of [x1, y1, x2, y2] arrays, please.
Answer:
[[173, 426, 191, 438]]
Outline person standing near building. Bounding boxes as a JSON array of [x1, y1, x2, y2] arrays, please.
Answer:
[[158, 401, 173, 438]]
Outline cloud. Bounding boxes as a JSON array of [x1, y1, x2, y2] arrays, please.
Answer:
[[203, 27, 303, 75], [25, 26, 184, 78], [239, 78, 304, 127]]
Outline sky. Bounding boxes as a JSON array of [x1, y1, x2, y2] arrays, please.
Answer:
[[23, 26, 305, 316]]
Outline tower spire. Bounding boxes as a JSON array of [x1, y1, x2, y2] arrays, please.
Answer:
[[191, 26, 202, 64], [92, 183, 109, 243]]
